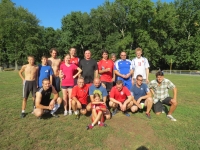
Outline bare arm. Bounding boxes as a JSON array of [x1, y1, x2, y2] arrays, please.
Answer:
[[50, 75, 53, 85], [114, 70, 125, 78], [123, 95, 133, 105], [172, 87, 177, 101], [110, 97, 122, 105], [99, 68, 109, 74], [94, 70, 98, 78], [102, 96, 107, 103], [73, 67, 82, 78], [36, 66, 38, 87], [90, 95, 94, 102], [18, 65, 26, 81], [137, 91, 151, 103], [146, 68, 149, 83]]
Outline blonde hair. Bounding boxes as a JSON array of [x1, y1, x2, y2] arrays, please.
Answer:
[[135, 47, 142, 53]]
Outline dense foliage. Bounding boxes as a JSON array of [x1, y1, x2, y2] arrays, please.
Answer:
[[0, 0, 200, 70]]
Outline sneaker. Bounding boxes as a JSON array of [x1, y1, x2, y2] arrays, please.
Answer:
[[86, 124, 93, 130], [123, 111, 130, 117], [145, 112, 151, 119], [112, 108, 118, 116], [167, 115, 177, 121], [75, 114, 80, 120], [68, 110, 72, 115], [99, 122, 107, 127], [51, 113, 59, 118], [20, 113, 26, 118], [64, 111, 68, 116]]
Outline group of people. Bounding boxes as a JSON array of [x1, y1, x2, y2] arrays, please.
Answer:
[[19, 47, 178, 130]]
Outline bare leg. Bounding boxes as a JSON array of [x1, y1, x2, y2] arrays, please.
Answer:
[[67, 88, 72, 113], [168, 99, 178, 115], [92, 111, 103, 125], [22, 98, 28, 111], [145, 97, 153, 114], [62, 89, 68, 111]]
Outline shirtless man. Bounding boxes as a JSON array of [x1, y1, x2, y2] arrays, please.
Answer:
[[19, 55, 38, 118], [47, 48, 61, 93]]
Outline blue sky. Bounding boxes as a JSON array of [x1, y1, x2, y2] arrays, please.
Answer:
[[12, 0, 173, 30]]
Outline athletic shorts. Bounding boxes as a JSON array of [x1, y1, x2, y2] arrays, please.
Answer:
[[120, 78, 132, 90], [153, 97, 172, 113], [61, 86, 73, 89], [52, 76, 60, 92], [102, 81, 113, 92], [81, 104, 87, 109], [23, 80, 37, 99]]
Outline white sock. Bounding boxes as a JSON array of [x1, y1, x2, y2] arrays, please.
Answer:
[[91, 124, 94, 126], [22, 110, 25, 113], [98, 121, 100, 125]]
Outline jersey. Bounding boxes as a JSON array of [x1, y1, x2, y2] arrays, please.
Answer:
[[79, 59, 98, 83], [60, 63, 77, 86], [38, 65, 53, 87], [71, 84, 89, 104], [131, 57, 150, 79], [37, 86, 52, 106], [110, 86, 131, 103], [130, 83, 149, 100], [98, 59, 114, 82], [70, 57, 79, 76]]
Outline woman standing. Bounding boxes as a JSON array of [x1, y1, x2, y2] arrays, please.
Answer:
[[59, 54, 82, 116]]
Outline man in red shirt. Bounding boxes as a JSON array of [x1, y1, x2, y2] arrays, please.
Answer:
[[98, 50, 115, 93], [109, 80, 140, 117], [71, 77, 90, 119], [69, 47, 79, 85]]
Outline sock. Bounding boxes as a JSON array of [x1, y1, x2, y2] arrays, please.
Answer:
[[98, 121, 100, 125], [22, 110, 25, 113], [74, 110, 78, 115], [91, 123, 94, 126]]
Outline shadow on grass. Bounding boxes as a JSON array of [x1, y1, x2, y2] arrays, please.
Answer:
[[136, 145, 149, 150]]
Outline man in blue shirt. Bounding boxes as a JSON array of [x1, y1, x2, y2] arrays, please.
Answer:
[[130, 74, 153, 119], [88, 78, 111, 120], [114, 51, 133, 90], [38, 56, 53, 88]]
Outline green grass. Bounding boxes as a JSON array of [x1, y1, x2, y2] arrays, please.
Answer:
[[0, 72, 200, 150]]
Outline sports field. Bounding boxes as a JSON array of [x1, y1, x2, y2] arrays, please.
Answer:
[[0, 71, 199, 150]]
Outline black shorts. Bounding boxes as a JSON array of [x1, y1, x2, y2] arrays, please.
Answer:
[[23, 80, 37, 99], [52, 76, 60, 92], [102, 81, 113, 92], [81, 104, 87, 109], [61, 86, 73, 89], [153, 97, 172, 113]]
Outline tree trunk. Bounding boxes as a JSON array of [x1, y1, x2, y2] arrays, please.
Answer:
[[15, 60, 18, 71]]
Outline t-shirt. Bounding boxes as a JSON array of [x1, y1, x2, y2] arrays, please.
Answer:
[[37, 86, 52, 106], [89, 84, 108, 99], [71, 84, 89, 104], [60, 63, 77, 86], [110, 86, 131, 103], [115, 59, 132, 80], [98, 59, 114, 82], [132, 57, 150, 79], [38, 65, 53, 87], [79, 59, 98, 83], [70, 57, 79, 76], [130, 83, 149, 100]]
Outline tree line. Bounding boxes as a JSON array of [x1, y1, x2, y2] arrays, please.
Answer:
[[0, 0, 200, 70]]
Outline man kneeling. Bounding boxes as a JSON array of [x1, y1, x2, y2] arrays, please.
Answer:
[[34, 78, 62, 118], [130, 75, 153, 119], [109, 80, 136, 117], [71, 77, 90, 119]]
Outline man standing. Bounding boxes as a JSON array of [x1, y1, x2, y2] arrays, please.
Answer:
[[114, 51, 133, 90], [71, 77, 90, 119], [79, 50, 98, 84], [38, 56, 53, 88], [132, 47, 150, 84], [48, 48, 61, 93], [34, 78, 62, 118], [69, 47, 79, 85], [130, 75, 153, 119], [98, 50, 115, 93], [109, 80, 136, 117], [89, 78, 111, 120], [19, 55, 38, 118], [149, 71, 178, 121]]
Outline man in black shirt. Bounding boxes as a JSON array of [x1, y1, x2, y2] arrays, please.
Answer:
[[33, 78, 62, 118], [79, 50, 98, 84]]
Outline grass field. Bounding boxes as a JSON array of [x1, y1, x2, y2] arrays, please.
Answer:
[[0, 71, 200, 150]]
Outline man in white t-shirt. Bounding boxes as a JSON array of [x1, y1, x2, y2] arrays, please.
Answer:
[[132, 47, 150, 84]]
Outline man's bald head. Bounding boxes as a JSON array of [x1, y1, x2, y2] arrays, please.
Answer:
[[93, 78, 101, 87]]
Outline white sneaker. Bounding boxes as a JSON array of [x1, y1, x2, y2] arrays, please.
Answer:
[[64, 111, 68, 116], [162, 106, 165, 113], [68, 110, 72, 115], [167, 115, 177, 121]]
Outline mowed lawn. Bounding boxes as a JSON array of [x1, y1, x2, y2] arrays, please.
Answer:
[[0, 71, 199, 150]]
